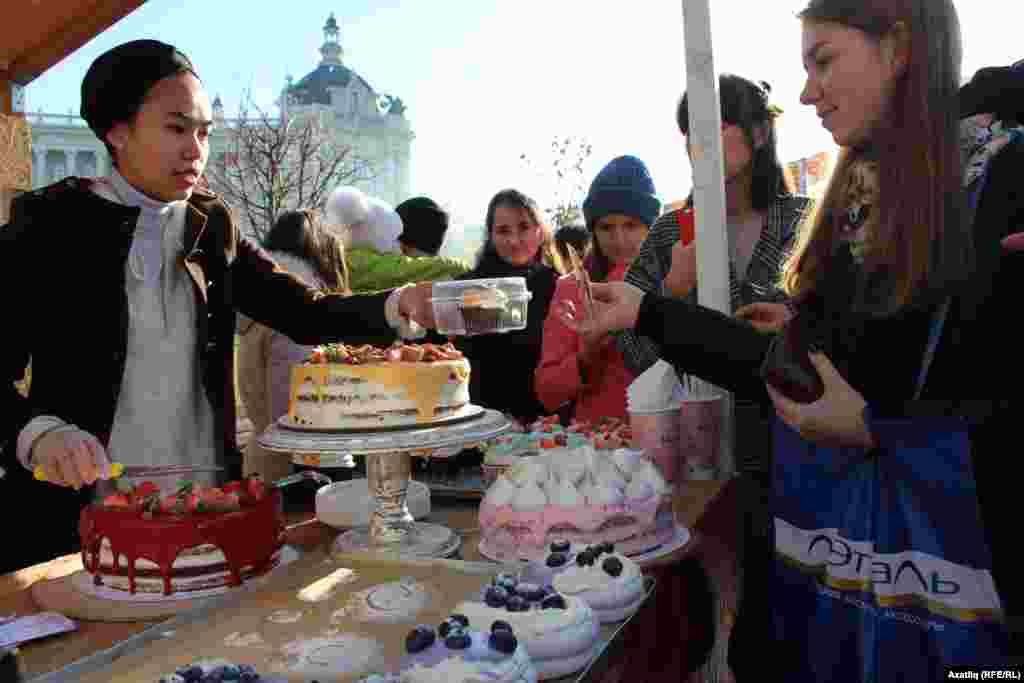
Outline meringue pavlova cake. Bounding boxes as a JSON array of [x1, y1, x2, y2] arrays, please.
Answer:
[[478, 445, 675, 561], [360, 613, 537, 683], [453, 572, 600, 679], [549, 543, 646, 623]]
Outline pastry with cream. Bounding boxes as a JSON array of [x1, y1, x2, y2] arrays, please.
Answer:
[[360, 613, 538, 683], [478, 445, 674, 561], [287, 342, 470, 429], [453, 573, 600, 679]]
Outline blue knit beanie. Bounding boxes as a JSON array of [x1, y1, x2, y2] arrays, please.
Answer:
[[582, 155, 661, 230]]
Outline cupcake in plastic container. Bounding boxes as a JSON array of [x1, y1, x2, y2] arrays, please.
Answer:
[[431, 277, 531, 336]]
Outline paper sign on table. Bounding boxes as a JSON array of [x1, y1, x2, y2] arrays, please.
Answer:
[[0, 613, 78, 648]]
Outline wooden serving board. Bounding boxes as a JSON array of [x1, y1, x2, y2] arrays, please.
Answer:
[[30, 547, 302, 622]]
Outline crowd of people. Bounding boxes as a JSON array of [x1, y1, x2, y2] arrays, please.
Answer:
[[1, 0, 1023, 678]]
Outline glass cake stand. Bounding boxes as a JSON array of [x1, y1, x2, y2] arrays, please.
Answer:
[[257, 408, 512, 559]]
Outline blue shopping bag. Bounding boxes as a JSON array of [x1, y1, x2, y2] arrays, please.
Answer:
[[771, 415, 1009, 682], [769, 136, 1014, 682]]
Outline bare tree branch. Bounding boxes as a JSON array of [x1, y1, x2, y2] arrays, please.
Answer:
[[203, 91, 374, 242], [520, 135, 593, 230]]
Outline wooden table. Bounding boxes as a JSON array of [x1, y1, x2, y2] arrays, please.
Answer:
[[0, 479, 735, 681]]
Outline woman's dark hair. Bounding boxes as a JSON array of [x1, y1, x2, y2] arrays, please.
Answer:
[[784, 0, 969, 314], [475, 189, 566, 273], [677, 73, 794, 210], [262, 209, 350, 294]]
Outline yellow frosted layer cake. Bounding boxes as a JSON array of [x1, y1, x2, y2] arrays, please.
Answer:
[[287, 342, 471, 429]]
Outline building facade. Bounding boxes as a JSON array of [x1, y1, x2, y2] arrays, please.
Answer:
[[25, 12, 413, 210], [275, 12, 414, 206]]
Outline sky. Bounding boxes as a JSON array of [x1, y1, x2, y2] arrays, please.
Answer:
[[26, 1, 1024, 260]]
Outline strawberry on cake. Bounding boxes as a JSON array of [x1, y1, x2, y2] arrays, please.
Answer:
[[478, 445, 673, 561], [80, 476, 284, 596], [287, 342, 471, 429]]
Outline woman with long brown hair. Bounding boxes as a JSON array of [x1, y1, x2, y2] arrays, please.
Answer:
[[456, 189, 566, 424], [560, 0, 1024, 677]]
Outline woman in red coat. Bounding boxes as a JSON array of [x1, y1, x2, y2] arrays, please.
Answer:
[[535, 155, 662, 424]]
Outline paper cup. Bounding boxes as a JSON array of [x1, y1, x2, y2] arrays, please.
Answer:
[[678, 394, 724, 479], [629, 405, 682, 483]]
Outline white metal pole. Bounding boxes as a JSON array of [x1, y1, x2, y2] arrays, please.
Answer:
[[680, 0, 735, 481]]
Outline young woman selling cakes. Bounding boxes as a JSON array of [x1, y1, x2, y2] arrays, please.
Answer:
[[0, 40, 439, 572]]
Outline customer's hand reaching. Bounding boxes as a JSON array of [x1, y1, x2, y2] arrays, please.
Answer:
[[1001, 231, 1024, 251], [398, 282, 437, 330], [556, 281, 646, 338], [735, 302, 793, 334], [31, 428, 112, 489], [664, 240, 697, 298], [765, 351, 875, 450]]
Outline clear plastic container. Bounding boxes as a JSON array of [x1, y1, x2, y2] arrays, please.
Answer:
[[430, 277, 532, 336]]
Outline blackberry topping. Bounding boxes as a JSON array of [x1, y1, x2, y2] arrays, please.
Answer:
[[546, 552, 568, 568], [602, 556, 624, 578], [489, 630, 519, 655], [405, 625, 436, 654]]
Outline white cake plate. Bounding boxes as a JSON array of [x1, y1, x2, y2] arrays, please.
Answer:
[[476, 524, 692, 568], [257, 408, 513, 559]]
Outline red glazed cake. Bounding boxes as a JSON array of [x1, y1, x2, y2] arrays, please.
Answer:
[[79, 476, 284, 596]]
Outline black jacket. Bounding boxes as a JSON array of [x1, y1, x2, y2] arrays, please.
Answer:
[[0, 178, 395, 570]]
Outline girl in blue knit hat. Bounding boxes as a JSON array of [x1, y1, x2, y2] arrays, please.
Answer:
[[536, 155, 659, 424]]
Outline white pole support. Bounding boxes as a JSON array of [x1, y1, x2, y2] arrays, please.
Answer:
[[680, 0, 735, 480]]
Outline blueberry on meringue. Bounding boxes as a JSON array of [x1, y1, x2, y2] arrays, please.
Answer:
[[484, 585, 510, 608], [491, 620, 514, 635], [602, 556, 624, 577], [488, 630, 518, 654], [546, 552, 568, 568], [405, 625, 436, 654], [515, 582, 545, 602], [506, 595, 529, 612], [550, 539, 571, 553]]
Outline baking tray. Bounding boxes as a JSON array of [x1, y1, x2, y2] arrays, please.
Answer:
[[30, 550, 655, 683]]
